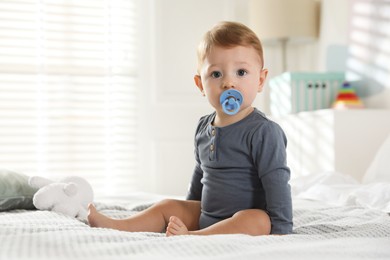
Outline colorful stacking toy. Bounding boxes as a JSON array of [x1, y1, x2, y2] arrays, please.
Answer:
[[333, 82, 364, 109]]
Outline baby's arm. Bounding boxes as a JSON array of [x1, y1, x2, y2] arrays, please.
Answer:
[[261, 171, 293, 234], [253, 121, 293, 234], [186, 163, 203, 200]]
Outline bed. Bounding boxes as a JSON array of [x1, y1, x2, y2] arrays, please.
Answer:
[[1, 191, 389, 260], [1, 134, 390, 260]]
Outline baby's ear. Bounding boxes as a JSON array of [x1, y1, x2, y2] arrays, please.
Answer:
[[63, 183, 78, 197], [258, 69, 268, 93], [194, 75, 205, 95], [29, 176, 54, 189]]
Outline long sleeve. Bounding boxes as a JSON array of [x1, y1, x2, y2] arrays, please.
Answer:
[[252, 121, 293, 234], [186, 117, 205, 201], [261, 169, 292, 234], [186, 163, 203, 201]]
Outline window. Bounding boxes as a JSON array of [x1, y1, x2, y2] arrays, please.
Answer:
[[347, 0, 390, 94], [0, 0, 141, 198]]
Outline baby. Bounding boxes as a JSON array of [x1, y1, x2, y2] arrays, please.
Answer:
[[88, 21, 293, 236]]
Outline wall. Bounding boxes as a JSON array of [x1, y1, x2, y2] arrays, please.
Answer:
[[138, 0, 390, 196], [138, 0, 250, 195]]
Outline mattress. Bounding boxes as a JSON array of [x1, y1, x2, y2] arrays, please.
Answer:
[[1, 196, 389, 260]]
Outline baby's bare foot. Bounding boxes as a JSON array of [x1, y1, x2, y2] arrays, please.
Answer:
[[166, 216, 189, 236], [87, 203, 116, 229]]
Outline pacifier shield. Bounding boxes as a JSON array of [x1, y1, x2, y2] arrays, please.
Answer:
[[219, 89, 243, 115]]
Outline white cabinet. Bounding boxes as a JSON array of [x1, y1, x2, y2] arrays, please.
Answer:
[[273, 109, 390, 181]]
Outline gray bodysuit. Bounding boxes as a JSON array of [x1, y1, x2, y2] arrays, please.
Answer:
[[186, 108, 293, 234]]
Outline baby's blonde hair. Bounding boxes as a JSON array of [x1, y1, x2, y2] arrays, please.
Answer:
[[197, 21, 264, 73]]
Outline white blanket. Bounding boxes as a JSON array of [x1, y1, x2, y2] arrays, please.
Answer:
[[291, 171, 390, 212], [1, 198, 389, 260]]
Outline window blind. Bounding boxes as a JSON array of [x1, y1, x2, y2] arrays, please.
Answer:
[[0, 0, 140, 198], [347, 0, 389, 90]]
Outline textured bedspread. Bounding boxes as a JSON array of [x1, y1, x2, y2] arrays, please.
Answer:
[[1, 199, 389, 260]]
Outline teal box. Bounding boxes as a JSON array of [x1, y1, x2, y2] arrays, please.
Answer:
[[269, 72, 345, 116]]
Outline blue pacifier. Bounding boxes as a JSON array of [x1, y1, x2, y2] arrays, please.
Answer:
[[219, 89, 243, 115]]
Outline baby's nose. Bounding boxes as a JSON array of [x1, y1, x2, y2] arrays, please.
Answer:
[[222, 79, 235, 89]]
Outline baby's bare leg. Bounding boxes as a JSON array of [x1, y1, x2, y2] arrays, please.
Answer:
[[88, 199, 201, 233], [167, 209, 270, 236]]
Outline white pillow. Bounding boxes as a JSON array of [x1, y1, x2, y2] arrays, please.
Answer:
[[363, 133, 390, 183]]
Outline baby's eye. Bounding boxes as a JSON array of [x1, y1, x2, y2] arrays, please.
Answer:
[[211, 71, 222, 78], [237, 69, 247, 76]]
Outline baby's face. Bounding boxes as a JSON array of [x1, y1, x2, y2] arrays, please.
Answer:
[[198, 45, 265, 115]]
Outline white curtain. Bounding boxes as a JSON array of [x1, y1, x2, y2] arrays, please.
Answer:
[[0, 0, 141, 198]]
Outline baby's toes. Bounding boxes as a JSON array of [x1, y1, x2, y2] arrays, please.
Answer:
[[169, 216, 185, 227]]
